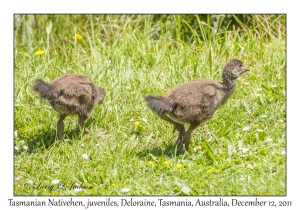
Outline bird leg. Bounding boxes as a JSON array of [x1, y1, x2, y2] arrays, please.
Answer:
[[57, 114, 67, 139], [159, 113, 185, 148], [174, 124, 185, 149], [183, 122, 200, 151], [78, 115, 89, 134]]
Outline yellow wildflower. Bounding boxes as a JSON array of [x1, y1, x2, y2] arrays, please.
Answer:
[[34, 50, 44, 56], [112, 183, 116, 186], [134, 121, 141, 126], [73, 34, 83, 40], [206, 169, 213, 173], [148, 161, 155, 165], [176, 164, 184, 169], [163, 161, 170, 165], [197, 145, 203, 150]]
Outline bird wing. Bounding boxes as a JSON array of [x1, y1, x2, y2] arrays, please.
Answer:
[[53, 82, 94, 106], [200, 84, 218, 114], [166, 80, 220, 122]]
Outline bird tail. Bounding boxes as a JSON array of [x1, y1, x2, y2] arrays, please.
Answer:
[[33, 79, 53, 100], [144, 95, 173, 115]]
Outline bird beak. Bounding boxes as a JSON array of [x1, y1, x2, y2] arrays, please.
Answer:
[[243, 66, 250, 72]]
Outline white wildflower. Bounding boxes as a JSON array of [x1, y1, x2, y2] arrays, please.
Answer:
[[256, 129, 263, 132], [141, 117, 148, 123], [23, 145, 28, 150], [74, 188, 83, 193], [14, 146, 19, 151], [26, 180, 33, 184], [82, 154, 88, 160], [281, 151, 286, 155], [242, 126, 250, 131], [241, 148, 249, 153], [52, 180, 60, 184], [208, 131, 215, 136], [81, 144, 84, 147], [121, 188, 130, 192], [266, 138, 273, 142]]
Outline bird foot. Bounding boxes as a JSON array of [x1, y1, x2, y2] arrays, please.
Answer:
[[174, 124, 185, 149]]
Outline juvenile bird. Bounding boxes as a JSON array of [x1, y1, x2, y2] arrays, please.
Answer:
[[144, 59, 249, 151], [33, 74, 106, 139]]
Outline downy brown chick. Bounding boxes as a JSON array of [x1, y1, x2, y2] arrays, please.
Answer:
[[33, 74, 106, 139], [144, 59, 249, 151]]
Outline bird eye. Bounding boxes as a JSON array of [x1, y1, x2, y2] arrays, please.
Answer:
[[239, 64, 243, 68]]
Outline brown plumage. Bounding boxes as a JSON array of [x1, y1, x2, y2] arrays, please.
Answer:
[[33, 74, 106, 139], [144, 59, 249, 151]]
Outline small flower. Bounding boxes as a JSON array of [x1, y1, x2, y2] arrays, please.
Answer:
[[256, 129, 263, 132], [266, 138, 273, 142], [52, 180, 60, 184], [163, 161, 170, 165], [141, 118, 148, 123], [112, 183, 116, 186], [206, 169, 213, 173], [242, 126, 250, 131], [241, 148, 249, 153], [82, 154, 88, 160], [197, 145, 203, 150], [74, 188, 83, 193], [121, 188, 130, 192], [81, 143, 84, 147], [148, 161, 155, 165], [95, 144, 100, 147], [260, 115, 267, 118], [207, 131, 215, 136], [14, 146, 19, 151], [281, 151, 286, 155], [73, 34, 83, 40], [176, 164, 184, 169], [23, 145, 28, 150], [34, 50, 45, 55], [26, 180, 33, 184], [134, 121, 141, 126], [279, 119, 284, 123], [126, 86, 131, 90]]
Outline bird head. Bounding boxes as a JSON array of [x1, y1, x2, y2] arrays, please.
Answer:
[[222, 59, 249, 82]]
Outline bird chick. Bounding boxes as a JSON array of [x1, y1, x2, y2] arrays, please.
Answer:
[[144, 59, 249, 151], [33, 74, 106, 139]]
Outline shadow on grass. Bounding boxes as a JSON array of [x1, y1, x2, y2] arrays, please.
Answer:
[[22, 128, 90, 153], [136, 144, 186, 158], [21, 117, 99, 153]]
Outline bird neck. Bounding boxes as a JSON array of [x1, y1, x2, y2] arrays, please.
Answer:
[[222, 76, 236, 91]]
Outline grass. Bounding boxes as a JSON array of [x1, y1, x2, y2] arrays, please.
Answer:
[[14, 14, 286, 195]]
